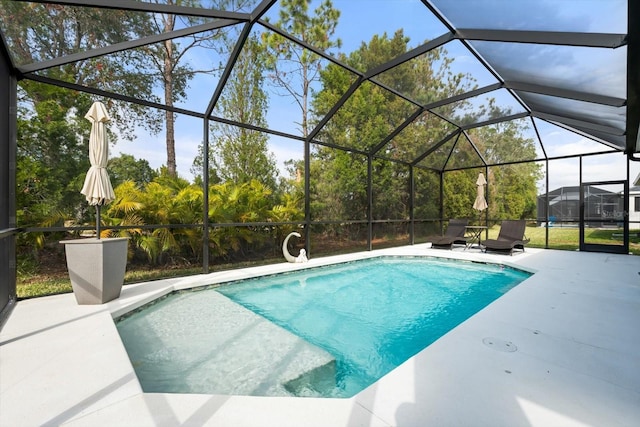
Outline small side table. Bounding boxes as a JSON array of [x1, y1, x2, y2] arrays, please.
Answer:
[[464, 226, 488, 250]]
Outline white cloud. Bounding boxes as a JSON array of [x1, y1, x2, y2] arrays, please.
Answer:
[[543, 136, 610, 158]]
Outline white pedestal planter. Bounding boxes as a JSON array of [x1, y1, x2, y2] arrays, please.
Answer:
[[60, 237, 128, 305]]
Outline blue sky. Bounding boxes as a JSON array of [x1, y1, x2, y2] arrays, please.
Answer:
[[113, 0, 638, 191]]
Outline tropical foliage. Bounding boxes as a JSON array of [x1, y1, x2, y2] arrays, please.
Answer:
[[102, 172, 303, 265]]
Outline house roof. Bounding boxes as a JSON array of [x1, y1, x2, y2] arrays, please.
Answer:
[[541, 185, 618, 198]]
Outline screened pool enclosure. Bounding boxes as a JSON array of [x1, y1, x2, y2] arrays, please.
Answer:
[[1, 1, 639, 321]]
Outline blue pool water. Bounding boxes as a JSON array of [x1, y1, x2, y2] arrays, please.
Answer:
[[117, 256, 530, 398]]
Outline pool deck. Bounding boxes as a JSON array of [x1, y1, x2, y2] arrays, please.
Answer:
[[1, 245, 639, 426]]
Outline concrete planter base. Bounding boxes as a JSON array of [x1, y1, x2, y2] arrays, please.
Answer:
[[60, 237, 128, 305]]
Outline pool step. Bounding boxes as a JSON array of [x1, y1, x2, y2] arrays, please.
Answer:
[[120, 290, 336, 397], [204, 291, 337, 396], [283, 360, 337, 397]]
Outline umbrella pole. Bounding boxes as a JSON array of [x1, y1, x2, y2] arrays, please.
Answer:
[[96, 204, 101, 239]]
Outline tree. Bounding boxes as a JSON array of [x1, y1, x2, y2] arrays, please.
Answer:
[[311, 29, 542, 224], [108, 154, 157, 189], [144, 0, 257, 177], [467, 121, 541, 220], [262, 0, 341, 138], [1, 0, 162, 233], [144, 0, 198, 177], [311, 30, 467, 222], [440, 117, 541, 222], [16, 97, 89, 229], [414, 168, 440, 220], [192, 34, 278, 191], [442, 169, 478, 220], [0, 1, 161, 139]]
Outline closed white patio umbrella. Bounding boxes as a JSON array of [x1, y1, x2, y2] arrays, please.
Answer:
[[473, 172, 488, 212], [80, 101, 115, 239]]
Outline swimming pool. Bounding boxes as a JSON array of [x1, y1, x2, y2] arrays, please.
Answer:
[[116, 256, 531, 398]]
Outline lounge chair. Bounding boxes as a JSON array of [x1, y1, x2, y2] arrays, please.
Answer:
[[481, 220, 530, 255], [426, 219, 468, 249]]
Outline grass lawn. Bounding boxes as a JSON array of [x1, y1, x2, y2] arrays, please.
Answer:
[[16, 267, 203, 300], [16, 257, 289, 300], [487, 225, 640, 253]]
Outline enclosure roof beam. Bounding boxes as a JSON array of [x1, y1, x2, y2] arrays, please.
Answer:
[[208, 115, 305, 144], [461, 130, 489, 166], [25, 74, 204, 119], [18, 20, 240, 75], [532, 111, 625, 136], [205, 23, 253, 117], [259, 20, 425, 110], [540, 118, 623, 151], [364, 33, 454, 79], [455, 29, 627, 48], [251, 0, 278, 21], [369, 107, 425, 156], [505, 81, 626, 107], [259, 20, 362, 77], [460, 112, 530, 131], [23, 0, 249, 20], [530, 117, 549, 160], [423, 83, 502, 111], [0, 29, 14, 73], [411, 129, 461, 166], [307, 77, 364, 142], [627, 0, 640, 153]]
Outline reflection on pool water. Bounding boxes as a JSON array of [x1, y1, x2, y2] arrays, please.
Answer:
[[116, 256, 531, 398]]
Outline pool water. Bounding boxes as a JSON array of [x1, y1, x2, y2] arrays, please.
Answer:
[[117, 256, 530, 398]]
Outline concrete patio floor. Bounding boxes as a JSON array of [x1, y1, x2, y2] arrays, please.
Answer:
[[1, 245, 639, 426]]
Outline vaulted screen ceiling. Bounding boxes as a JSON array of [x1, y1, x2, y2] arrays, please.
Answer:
[[0, 0, 636, 172]]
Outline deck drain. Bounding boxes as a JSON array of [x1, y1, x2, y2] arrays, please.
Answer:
[[482, 337, 517, 352]]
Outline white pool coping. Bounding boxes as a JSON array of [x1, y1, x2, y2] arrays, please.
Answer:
[[1, 245, 640, 426]]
